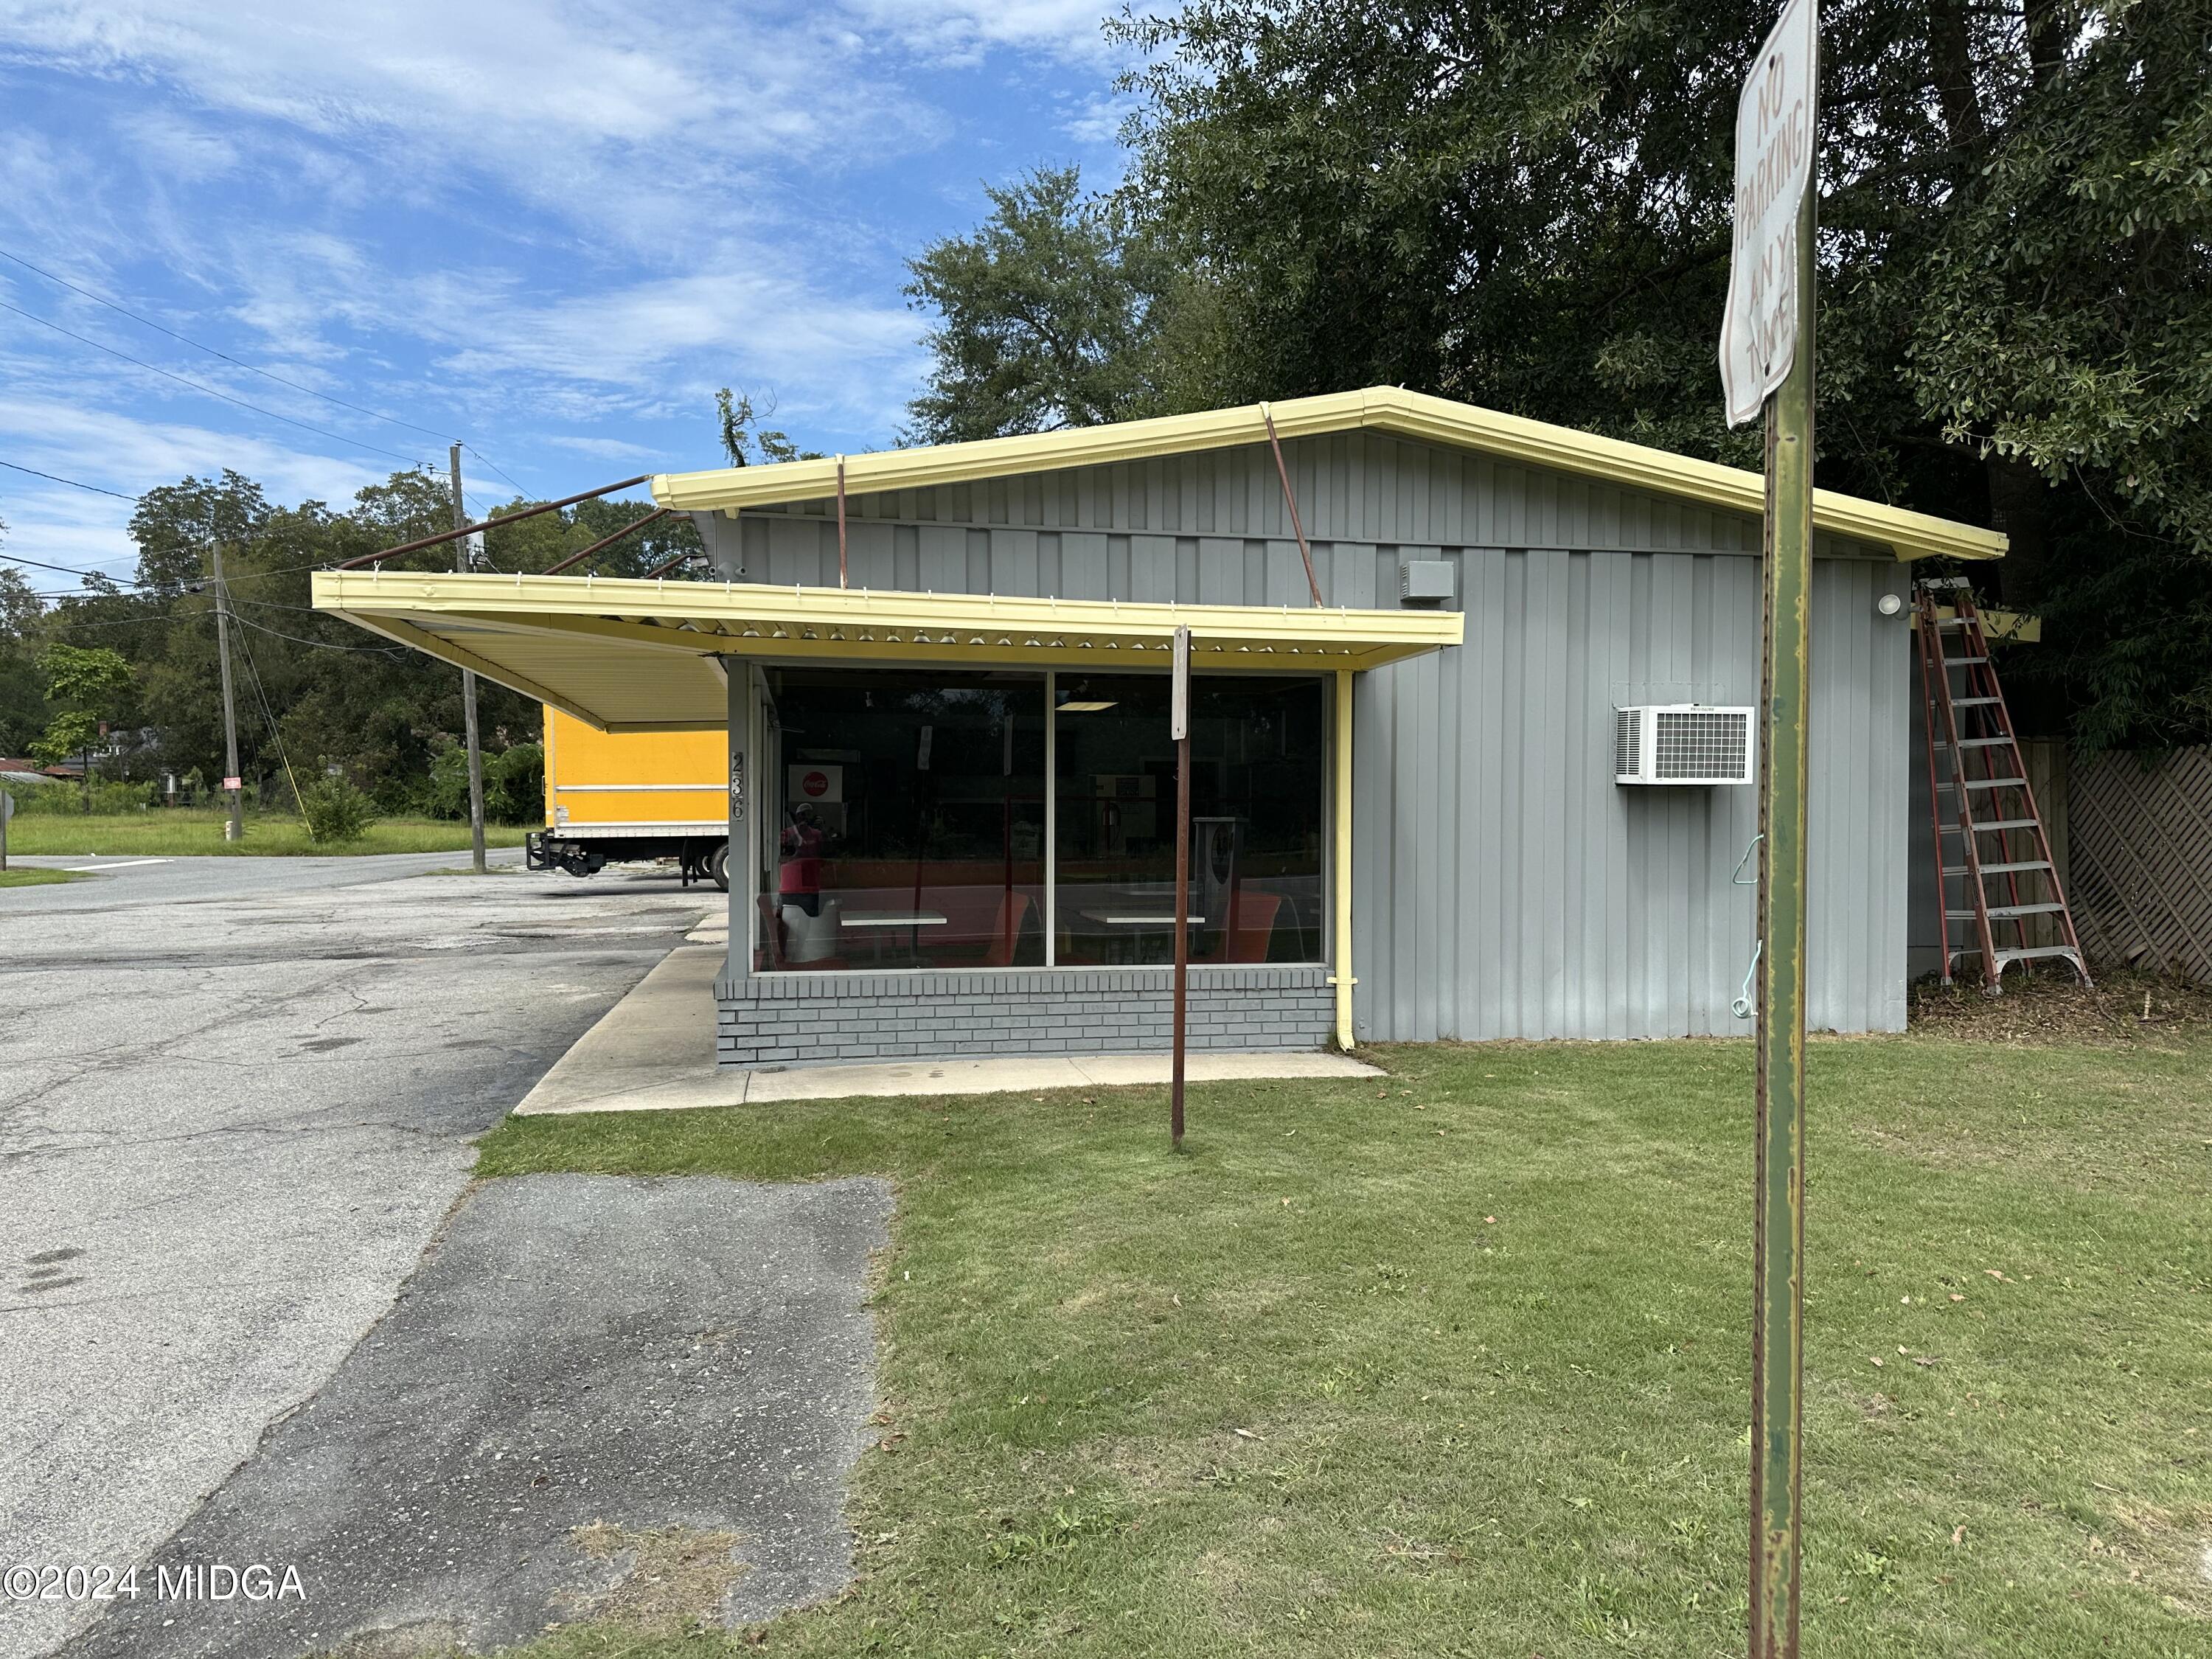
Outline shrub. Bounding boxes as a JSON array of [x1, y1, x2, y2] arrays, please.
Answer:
[[487, 742, 544, 826], [4, 777, 156, 815], [425, 740, 544, 825], [299, 771, 380, 844]]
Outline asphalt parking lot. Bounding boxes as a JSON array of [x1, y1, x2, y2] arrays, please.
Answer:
[[0, 855, 711, 1658], [57, 1173, 891, 1659]]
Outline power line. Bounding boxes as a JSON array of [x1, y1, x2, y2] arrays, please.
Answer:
[[0, 244, 465, 447], [465, 444, 526, 494], [0, 296, 438, 470], [229, 611, 406, 655], [227, 611, 312, 822], [13, 549, 350, 602], [1, 552, 141, 582], [17, 610, 189, 632], [29, 602, 405, 656], [0, 458, 141, 500]]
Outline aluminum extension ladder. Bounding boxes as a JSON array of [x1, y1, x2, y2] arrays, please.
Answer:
[[1915, 579, 2090, 992]]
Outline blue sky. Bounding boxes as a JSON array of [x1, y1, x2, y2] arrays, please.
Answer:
[[0, 1, 1140, 586]]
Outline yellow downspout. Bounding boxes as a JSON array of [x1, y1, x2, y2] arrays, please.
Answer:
[[1332, 667, 1355, 1050]]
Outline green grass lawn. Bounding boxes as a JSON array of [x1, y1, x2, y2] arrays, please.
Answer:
[[475, 1032, 2211, 1658], [0, 865, 82, 886], [0, 810, 529, 858]]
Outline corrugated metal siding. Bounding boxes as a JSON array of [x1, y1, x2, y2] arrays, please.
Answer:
[[706, 431, 1910, 1036], [1354, 552, 1907, 1037], [718, 431, 1891, 588]]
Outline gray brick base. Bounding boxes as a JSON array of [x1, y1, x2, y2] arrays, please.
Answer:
[[712, 966, 1333, 1067]]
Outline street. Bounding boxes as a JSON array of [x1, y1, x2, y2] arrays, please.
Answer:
[[0, 855, 710, 1658]]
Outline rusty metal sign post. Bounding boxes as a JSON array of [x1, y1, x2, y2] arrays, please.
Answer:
[[1722, 1, 1818, 1653], [1170, 625, 1192, 1151]]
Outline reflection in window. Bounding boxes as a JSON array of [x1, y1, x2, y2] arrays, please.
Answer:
[[1054, 675, 1324, 965], [758, 669, 1045, 971]]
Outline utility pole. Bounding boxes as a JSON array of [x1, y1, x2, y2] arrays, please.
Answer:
[[211, 544, 244, 843], [449, 443, 487, 874]]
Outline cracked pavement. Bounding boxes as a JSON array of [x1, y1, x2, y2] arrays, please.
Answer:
[[0, 854, 710, 1659]]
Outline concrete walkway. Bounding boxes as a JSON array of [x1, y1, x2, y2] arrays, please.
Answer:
[[513, 934, 1381, 1116]]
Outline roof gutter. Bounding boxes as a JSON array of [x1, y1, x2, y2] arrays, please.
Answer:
[[647, 387, 2006, 564]]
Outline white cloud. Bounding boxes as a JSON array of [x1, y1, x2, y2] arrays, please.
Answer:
[[111, 108, 239, 183], [542, 434, 655, 460], [0, 1, 945, 240], [841, 0, 1122, 66], [0, 0, 1135, 558], [0, 390, 394, 574]]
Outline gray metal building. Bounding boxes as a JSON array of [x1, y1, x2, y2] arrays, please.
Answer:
[[316, 389, 2003, 1064], [700, 408, 1983, 1048]]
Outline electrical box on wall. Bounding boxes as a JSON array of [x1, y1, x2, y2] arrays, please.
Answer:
[[1614, 706, 1754, 785], [1399, 560, 1454, 604]]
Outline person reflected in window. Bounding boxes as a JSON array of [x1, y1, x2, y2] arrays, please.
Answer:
[[779, 801, 834, 916]]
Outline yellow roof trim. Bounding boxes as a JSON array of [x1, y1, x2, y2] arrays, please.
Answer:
[[649, 386, 2005, 563], [312, 571, 1464, 731]]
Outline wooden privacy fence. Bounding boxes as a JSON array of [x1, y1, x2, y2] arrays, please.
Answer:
[[2056, 745, 2212, 985]]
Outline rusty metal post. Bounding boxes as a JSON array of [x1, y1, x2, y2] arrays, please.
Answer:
[[1750, 152, 1815, 1659], [836, 457, 849, 589], [336, 475, 651, 568], [1170, 625, 1192, 1150], [543, 506, 671, 574], [1260, 405, 1326, 607]]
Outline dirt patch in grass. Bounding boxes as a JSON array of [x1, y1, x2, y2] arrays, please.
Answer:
[[2104, 1504, 2212, 1619], [1907, 967, 2212, 1045], [558, 1523, 751, 1634]]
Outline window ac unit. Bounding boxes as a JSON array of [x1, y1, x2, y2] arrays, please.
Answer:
[[1614, 705, 1754, 785]]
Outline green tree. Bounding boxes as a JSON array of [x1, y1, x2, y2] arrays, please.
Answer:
[[913, 1, 2211, 747], [905, 167, 1186, 443], [32, 643, 131, 812], [0, 565, 48, 757], [714, 389, 821, 466], [128, 473, 271, 596]]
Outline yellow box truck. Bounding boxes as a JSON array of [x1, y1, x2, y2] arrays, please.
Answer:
[[525, 706, 730, 889]]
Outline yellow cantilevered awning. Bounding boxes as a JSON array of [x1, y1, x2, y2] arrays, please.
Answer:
[[649, 386, 2008, 564], [310, 570, 1466, 731]]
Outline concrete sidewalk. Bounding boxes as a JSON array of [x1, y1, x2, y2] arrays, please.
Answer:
[[512, 938, 1381, 1116]]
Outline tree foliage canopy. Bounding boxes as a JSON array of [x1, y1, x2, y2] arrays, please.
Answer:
[[906, 0, 2211, 747], [0, 467, 701, 811], [904, 167, 1191, 442]]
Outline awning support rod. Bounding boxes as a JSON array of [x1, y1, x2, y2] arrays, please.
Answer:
[[544, 507, 670, 575], [835, 456, 849, 589], [1262, 404, 1326, 608], [338, 475, 652, 568]]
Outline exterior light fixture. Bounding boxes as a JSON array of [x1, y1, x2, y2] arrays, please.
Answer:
[[1876, 593, 1905, 617]]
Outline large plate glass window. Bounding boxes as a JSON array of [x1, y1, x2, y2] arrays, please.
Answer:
[[1054, 674, 1324, 965], [757, 669, 1046, 970]]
